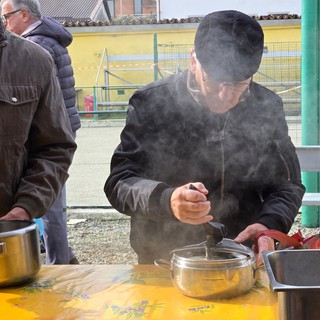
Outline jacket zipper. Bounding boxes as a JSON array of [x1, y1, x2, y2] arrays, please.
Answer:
[[274, 140, 291, 181], [219, 129, 225, 203], [219, 112, 230, 203]]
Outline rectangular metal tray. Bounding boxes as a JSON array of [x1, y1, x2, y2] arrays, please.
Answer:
[[263, 250, 320, 320]]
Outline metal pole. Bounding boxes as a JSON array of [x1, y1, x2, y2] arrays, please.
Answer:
[[105, 49, 110, 108], [156, 0, 160, 21], [153, 33, 158, 81], [301, 0, 320, 226], [93, 86, 98, 121]]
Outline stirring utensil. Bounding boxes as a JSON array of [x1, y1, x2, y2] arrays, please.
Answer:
[[189, 184, 227, 259]]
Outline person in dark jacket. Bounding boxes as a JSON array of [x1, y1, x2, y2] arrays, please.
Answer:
[[104, 11, 305, 265], [1, 0, 80, 264], [0, 20, 76, 221]]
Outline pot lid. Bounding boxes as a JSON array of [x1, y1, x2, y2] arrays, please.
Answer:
[[170, 241, 255, 269], [171, 238, 254, 259]]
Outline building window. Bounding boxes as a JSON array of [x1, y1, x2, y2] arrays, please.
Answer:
[[107, 0, 115, 17], [134, 0, 142, 15]]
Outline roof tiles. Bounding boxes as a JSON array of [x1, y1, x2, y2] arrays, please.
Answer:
[[39, 0, 101, 20], [60, 14, 301, 27]]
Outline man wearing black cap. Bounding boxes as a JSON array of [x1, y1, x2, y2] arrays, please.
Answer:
[[104, 11, 305, 265]]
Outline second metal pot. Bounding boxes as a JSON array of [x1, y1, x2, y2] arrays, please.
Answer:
[[155, 238, 256, 299], [0, 220, 41, 287]]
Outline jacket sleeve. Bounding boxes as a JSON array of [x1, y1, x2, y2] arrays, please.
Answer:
[[12, 57, 77, 218], [104, 93, 175, 220], [256, 104, 305, 233]]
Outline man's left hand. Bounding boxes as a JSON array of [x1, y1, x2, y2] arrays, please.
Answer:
[[0, 207, 31, 220], [234, 223, 275, 265]]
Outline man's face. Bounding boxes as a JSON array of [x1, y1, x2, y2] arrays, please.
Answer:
[[190, 49, 252, 113], [1, 2, 25, 35]]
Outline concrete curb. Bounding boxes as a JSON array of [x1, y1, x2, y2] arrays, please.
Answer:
[[80, 119, 126, 128], [67, 208, 129, 220]]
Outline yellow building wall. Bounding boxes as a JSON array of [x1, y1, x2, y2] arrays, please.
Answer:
[[68, 27, 195, 87], [67, 21, 301, 110], [263, 24, 301, 42]]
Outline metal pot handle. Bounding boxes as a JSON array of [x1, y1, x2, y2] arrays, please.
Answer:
[[154, 259, 172, 271]]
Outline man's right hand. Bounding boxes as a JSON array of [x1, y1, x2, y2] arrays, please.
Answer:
[[170, 182, 212, 224]]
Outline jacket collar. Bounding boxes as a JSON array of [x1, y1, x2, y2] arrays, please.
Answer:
[[0, 21, 8, 48]]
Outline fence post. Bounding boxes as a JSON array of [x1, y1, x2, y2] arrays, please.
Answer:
[[93, 86, 98, 120], [301, 0, 320, 227], [153, 33, 158, 81]]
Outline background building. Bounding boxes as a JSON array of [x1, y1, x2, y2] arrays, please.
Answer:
[[39, 0, 111, 22], [107, 0, 157, 18], [36, 0, 302, 141], [158, 0, 301, 20]]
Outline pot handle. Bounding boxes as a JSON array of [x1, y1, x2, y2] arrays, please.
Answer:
[[154, 259, 172, 271], [0, 242, 6, 255]]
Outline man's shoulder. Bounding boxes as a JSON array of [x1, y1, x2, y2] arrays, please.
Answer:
[[25, 17, 72, 49], [25, 33, 56, 51], [252, 82, 283, 105], [6, 31, 54, 69], [137, 73, 183, 95], [8, 31, 50, 55]]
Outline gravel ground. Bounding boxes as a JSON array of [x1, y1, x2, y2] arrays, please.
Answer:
[[41, 213, 320, 265], [68, 217, 138, 264], [286, 214, 320, 240], [41, 216, 138, 265]]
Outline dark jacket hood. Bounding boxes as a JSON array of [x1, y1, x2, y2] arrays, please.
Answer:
[[28, 17, 72, 47]]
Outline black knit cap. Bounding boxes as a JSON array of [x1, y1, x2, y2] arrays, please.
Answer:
[[194, 10, 264, 82]]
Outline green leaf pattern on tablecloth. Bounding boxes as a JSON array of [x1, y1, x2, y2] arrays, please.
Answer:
[[188, 304, 216, 314], [58, 290, 91, 302], [20, 279, 55, 293], [105, 300, 164, 319]]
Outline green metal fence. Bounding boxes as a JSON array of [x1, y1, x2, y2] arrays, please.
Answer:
[[155, 41, 302, 144], [76, 41, 302, 144], [155, 42, 301, 114]]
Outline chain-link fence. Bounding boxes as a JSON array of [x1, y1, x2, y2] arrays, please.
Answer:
[[77, 42, 302, 144], [157, 43, 192, 76]]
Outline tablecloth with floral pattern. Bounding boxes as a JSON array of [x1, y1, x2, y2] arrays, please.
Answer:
[[0, 265, 278, 319]]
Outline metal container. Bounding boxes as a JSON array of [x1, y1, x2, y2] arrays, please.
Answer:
[[0, 220, 41, 287], [155, 238, 256, 299], [263, 250, 320, 320]]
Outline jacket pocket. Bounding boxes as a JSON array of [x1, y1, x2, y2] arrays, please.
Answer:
[[0, 85, 38, 105], [273, 138, 301, 182], [0, 85, 38, 139], [0, 85, 39, 200]]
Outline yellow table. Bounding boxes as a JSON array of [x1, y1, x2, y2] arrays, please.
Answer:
[[0, 265, 278, 320]]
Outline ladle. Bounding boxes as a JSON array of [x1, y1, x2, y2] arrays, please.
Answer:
[[189, 184, 227, 259]]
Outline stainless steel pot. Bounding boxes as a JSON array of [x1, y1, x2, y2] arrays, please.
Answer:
[[0, 220, 41, 287], [155, 238, 256, 299]]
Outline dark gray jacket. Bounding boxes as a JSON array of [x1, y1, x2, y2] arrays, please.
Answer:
[[105, 71, 305, 263], [0, 25, 77, 217], [24, 17, 80, 132]]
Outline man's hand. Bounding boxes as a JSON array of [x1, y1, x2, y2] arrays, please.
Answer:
[[0, 207, 31, 220], [234, 223, 275, 265], [171, 182, 212, 224]]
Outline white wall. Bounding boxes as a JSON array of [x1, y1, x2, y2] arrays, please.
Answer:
[[159, 0, 301, 20]]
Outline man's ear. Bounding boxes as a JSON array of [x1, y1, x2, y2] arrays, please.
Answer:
[[21, 8, 30, 22]]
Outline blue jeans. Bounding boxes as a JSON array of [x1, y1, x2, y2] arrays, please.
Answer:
[[42, 186, 75, 264]]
